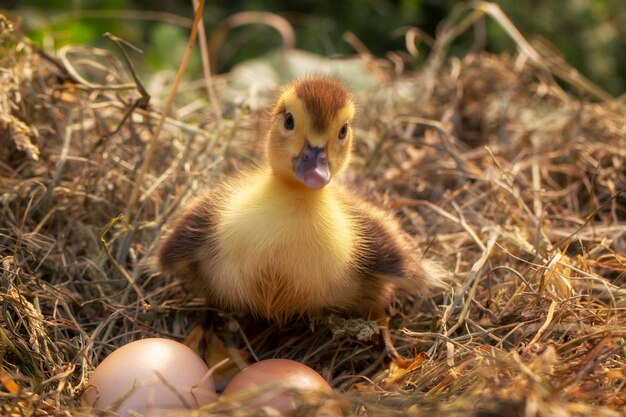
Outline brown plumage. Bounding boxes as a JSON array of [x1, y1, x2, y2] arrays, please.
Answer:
[[158, 77, 445, 358]]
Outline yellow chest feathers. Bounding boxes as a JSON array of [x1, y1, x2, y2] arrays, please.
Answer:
[[202, 174, 359, 320]]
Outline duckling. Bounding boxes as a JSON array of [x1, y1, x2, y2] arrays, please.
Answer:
[[158, 77, 444, 361]]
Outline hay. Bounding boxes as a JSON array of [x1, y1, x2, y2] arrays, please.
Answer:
[[1, 4, 625, 417]]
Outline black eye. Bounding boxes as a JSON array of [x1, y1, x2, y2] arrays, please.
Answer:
[[338, 123, 348, 140], [284, 112, 295, 131]]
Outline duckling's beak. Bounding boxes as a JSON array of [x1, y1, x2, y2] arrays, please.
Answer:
[[293, 140, 330, 189]]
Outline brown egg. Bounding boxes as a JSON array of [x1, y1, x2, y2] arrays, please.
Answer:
[[223, 359, 338, 414], [81, 338, 216, 416]]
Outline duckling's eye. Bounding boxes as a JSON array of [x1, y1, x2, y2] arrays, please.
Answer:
[[284, 112, 295, 131], [338, 122, 349, 140]]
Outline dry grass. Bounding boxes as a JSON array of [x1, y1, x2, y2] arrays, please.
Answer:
[[1, 4, 625, 416]]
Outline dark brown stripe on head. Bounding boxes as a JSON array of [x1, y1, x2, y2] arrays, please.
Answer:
[[294, 78, 352, 132]]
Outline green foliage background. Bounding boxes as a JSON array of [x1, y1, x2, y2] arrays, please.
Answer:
[[6, 0, 626, 95]]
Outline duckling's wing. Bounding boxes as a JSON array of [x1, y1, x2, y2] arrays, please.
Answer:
[[352, 204, 447, 298], [158, 195, 219, 279], [354, 213, 406, 278]]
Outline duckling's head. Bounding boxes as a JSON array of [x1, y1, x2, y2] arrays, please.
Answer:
[[266, 77, 355, 190]]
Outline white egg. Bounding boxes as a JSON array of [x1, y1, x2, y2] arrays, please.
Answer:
[[81, 338, 216, 416]]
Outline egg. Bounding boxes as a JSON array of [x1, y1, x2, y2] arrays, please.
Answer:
[[81, 338, 216, 416], [223, 359, 339, 414]]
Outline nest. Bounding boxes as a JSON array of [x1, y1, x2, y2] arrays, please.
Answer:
[[1, 5, 625, 417]]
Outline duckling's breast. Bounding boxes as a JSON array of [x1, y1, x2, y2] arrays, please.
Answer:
[[203, 172, 360, 321]]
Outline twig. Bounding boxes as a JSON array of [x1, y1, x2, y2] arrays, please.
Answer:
[[126, 0, 206, 217], [192, 0, 222, 122], [103, 33, 149, 103], [57, 45, 136, 90], [23, 39, 80, 84], [103, 32, 151, 136]]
